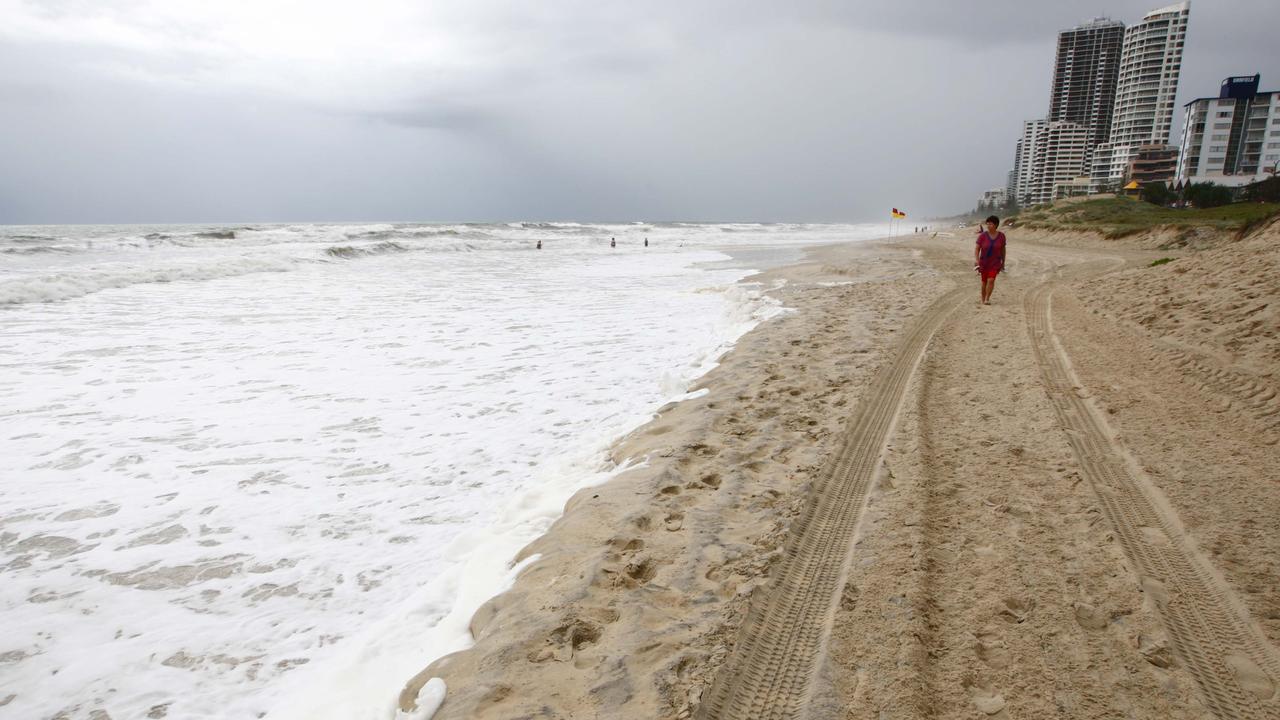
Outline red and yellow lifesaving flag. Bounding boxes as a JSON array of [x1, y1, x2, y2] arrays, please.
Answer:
[[891, 208, 906, 219]]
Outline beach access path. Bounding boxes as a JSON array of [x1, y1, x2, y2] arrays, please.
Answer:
[[399, 226, 1280, 719]]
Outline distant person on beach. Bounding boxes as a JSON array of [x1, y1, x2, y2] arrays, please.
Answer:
[[645, 238, 649, 247], [536, 240, 542, 250], [974, 215, 1006, 305], [611, 237, 616, 248]]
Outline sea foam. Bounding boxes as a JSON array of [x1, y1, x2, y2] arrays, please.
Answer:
[[0, 221, 882, 720]]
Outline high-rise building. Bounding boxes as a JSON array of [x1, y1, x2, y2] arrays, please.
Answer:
[[1048, 18, 1125, 152], [978, 187, 1008, 211], [1090, 2, 1191, 189], [1011, 16, 1125, 207], [1035, 122, 1092, 205], [1176, 75, 1280, 187], [1013, 119, 1092, 206], [1012, 120, 1043, 205]]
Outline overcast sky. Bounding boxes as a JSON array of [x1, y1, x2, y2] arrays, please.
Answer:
[[2, 0, 1278, 224]]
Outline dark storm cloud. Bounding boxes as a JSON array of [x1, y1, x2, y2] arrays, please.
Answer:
[[1, 0, 1278, 224]]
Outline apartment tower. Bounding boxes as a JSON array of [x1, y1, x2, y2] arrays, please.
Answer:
[[1090, 2, 1191, 189], [1011, 17, 1124, 206], [1048, 18, 1125, 151], [1176, 74, 1280, 187], [1015, 119, 1093, 206]]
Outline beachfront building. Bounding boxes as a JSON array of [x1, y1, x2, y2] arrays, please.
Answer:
[[1175, 74, 1280, 188], [1015, 119, 1092, 206], [1053, 176, 1093, 200], [1128, 144, 1180, 185], [1089, 2, 1191, 190], [1011, 121, 1039, 206], [1049, 18, 1125, 153], [978, 187, 1008, 210], [1012, 16, 1125, 207]]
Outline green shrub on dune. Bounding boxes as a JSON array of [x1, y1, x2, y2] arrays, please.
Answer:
[[1017, 196, 1280, 237]]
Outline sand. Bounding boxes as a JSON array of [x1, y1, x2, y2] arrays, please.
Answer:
[[397, 218, 1280, 719]]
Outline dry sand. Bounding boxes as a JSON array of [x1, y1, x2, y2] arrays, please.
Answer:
[[398, 218, 1280, 719]]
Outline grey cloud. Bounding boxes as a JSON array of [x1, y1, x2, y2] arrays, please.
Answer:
[[364, 105, 497, 132]]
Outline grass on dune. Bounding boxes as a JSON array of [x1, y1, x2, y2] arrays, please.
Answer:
[[1009, 197, 1280, 238]]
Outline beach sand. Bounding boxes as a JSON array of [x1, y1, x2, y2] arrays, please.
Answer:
[[398, 218, 1280, 719]]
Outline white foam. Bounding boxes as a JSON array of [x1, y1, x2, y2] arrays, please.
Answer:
[[395, 678, 446, 720], [0, 222, 884, 720]]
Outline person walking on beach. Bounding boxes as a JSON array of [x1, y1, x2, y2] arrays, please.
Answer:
[[611, 237, 616, 248], [974, 215, 1006, 305]]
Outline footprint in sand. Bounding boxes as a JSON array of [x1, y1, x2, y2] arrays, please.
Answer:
[[998, 597, 1035, 624], [528, 609, 620, 664], [1073, 602, 1110, 631], [1224, 652, 1277, 701], [973, 630, 1010, 669], [621, 557, 658, 587], [1137, 634, 1175, 668], [664, 511, 684, 532], [686, 472, 721, 490], [961, 673, 1008, 716], [607, 536, 645, 559]]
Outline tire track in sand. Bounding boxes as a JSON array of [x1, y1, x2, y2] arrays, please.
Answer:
[[695, 285, 967, 720], [1027, 275, 1280, 720]]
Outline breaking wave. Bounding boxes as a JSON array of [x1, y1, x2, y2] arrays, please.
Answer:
[[0, 257, 299, 306], [1, 246, 75, 255], [324, 241, 411, 259], [4, 234, 62, 244], [2, 239, 490, 305]]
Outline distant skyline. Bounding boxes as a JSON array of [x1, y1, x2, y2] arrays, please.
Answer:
[[2, 0, 1279, 224]]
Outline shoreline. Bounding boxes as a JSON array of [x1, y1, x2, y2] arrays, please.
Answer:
[[395, 219, 1280, 719], [254, 236, 871, 720], [258, 242, 802, 720], [395, 235, 945, 718], [4, 224, 865, 720]]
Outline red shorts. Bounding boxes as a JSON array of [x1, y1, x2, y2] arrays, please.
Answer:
[[980, 267, 1001, 281]]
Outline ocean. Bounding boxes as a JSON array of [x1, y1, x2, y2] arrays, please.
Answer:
[[0, 221, 884, 719]]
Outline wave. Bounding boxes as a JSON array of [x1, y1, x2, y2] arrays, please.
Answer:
[[2, 234, 63, 244], [142, 230, 236, 245], [514, 222, 606, 237], [197, 230, 237, 240], [519, 222, 581, 229], [324, 241, 411, 259], [1, 246, 75, 255], [340, 227, 509, 246], [0, 257, 298, 306]]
